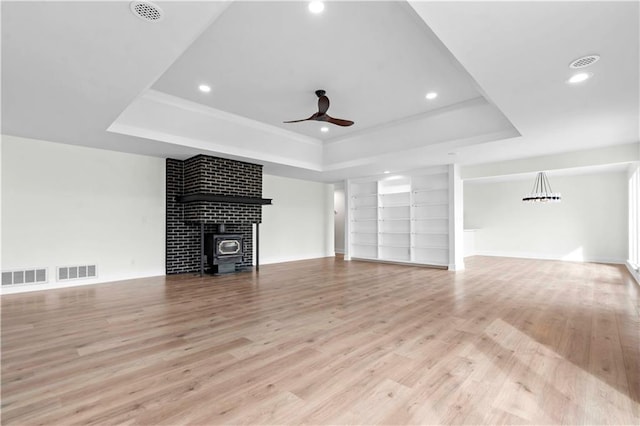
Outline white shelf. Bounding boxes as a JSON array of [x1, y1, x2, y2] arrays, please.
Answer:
[[349, 168, 452, 268], [413, 202, 448, 207], [412, 169, 448, 177], [414, 245, 448, 250], [379, 191, 410, 196], [413, 188, 448, 194]]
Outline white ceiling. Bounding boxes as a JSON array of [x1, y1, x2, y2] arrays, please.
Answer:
[[2, 1, 638, 183], [151, 1, 483, 141], [412, 1, 640, 165]]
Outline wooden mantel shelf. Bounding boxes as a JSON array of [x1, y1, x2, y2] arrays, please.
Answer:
[[177, 193, 272, 205]]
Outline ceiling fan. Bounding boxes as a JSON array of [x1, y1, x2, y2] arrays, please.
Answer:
[[284, 90, 354, 127]]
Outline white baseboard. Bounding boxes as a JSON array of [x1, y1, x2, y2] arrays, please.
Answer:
[[626, 261, 640, 285], [473, 250, 625, 265], [1, 270, 166, 295], [257, 252, 336, 266]]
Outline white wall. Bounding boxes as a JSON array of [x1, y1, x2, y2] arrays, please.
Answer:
[[259, 174, 334, 264], [334, 188, 345, 254], [462, 143, 640, 179], [464, 171, 628, 263], [1, 135, 166, 293], [448, 164, 465, 270], [627, 163, 640, 283]]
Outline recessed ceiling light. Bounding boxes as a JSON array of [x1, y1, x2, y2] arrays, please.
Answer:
[[567, 73, 591, 84], [198, 84, 211, 93], [448, 152, 457, 156], [320, 126, 329, 133], [383, 171, 390, 174], [425, 92, 438, 100], [308, 1, 324, 14]]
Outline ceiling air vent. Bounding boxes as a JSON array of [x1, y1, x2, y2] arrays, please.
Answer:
[[569, 55, 600, 69], [130, 1, 164, 22]]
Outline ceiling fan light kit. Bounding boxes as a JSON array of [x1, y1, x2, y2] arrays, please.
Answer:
[[284, 89, 354, 127]]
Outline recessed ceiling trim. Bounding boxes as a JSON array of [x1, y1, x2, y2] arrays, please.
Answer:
[[464, 163, 631, 185], [143, 90, 323, 147], [109, 122, 324, 172], [324, 96, 489, 145], [324, 128, 521, 172]]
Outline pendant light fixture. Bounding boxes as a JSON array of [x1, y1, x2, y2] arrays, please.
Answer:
[[522, 172, 561, 203]]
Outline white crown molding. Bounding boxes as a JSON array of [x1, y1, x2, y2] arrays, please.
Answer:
[[143, 90, 323, 147], [461, 142, 640, 180], [108, 122, 324, 171], [323, 96, 489, 145], [322, 127, 519, 172], [110, 90, 519, 178]]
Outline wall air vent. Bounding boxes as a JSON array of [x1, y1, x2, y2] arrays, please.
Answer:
[[130, 1, 164, 22], [2, 268, 48, 286], [57, 265, 97, 281], [569, 55, 600, 69]]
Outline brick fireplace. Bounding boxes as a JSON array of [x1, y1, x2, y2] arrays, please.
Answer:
[[166, 155, 270, 275]]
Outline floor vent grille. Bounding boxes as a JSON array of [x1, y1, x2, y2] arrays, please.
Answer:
[[2, 268, 48, 286], [57, 265, 98, 281]]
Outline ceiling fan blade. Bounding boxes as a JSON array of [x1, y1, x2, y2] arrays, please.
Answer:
[[318, 96, 330, 115], [283, 112, 319, 123], [283, 118, 311, 123], [326, 115, 354, 127]]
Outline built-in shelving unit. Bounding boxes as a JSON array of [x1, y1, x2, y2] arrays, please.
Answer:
[[347, 166, 452, 268], [349, 181, 379, 260], [378, 176, 411, 262], [410, 170, 449, 266]]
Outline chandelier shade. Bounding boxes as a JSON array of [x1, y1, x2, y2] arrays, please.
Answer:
[[522, 172, 561, 203]]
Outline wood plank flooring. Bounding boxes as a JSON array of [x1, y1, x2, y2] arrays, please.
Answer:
[[1, 256, 639, 425]]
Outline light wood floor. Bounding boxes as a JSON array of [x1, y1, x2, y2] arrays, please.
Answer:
[[2, 256, 639, 425]]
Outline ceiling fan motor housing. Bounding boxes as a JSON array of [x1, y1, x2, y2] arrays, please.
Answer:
[[283, 89, 354, 127]]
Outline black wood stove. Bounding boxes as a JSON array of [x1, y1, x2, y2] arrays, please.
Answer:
[[204, 225, 244, 274]]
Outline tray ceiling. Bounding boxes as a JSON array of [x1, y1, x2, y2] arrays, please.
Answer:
[[2, 1, 637, 182]]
